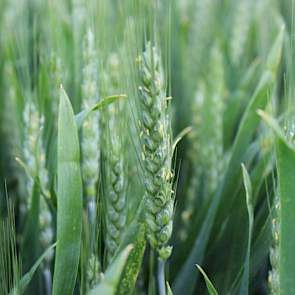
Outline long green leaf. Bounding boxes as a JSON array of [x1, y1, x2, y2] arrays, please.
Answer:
[[52, 86, 83, 295]]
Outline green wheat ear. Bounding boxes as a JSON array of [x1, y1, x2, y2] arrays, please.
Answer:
[[22, 100, 39, 216], [81, 28, 100, 226], [138, 42, 174, 260], [104, 52, 128, 264]]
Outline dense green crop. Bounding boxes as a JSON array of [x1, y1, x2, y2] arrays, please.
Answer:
[[0, 0, 294, 294]]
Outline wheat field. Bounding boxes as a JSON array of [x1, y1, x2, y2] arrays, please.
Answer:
[[0, 0, 294, 294]]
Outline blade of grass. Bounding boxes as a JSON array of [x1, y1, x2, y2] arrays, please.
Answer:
[[52, 86, 83, 295], [196, 265, 218, 295]]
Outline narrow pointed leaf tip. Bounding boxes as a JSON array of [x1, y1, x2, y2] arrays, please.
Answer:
[[241, 164, 253, 210], [196, 265, 218, 295], [166, 282, 173, 295]]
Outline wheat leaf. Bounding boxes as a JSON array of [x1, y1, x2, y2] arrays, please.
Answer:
[[52, 86, 83, 295]]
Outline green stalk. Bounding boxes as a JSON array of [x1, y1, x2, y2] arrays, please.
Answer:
[[148, 249, 156, 295], [157, 258, 166, 295]]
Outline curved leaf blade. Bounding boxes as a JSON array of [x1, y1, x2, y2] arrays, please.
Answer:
[[196, 265, 218, 295], [75, 94, 127, 128]]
